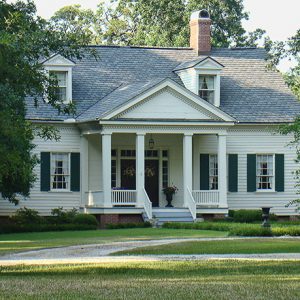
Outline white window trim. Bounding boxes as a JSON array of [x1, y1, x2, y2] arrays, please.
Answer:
[[256, 154, 275, 192], [44, 65, 73, 104], [50, 152, 71, 192]]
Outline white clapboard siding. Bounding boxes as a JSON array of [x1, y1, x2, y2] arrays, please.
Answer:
[[0, 124, 81, 216], [119, 88, 214, 120], [194, 126, 299, 215]]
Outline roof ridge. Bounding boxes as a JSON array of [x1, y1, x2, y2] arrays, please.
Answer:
[[86, 45, 194, 50]]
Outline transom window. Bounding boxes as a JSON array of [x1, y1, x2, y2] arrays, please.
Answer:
[[49, 71, 68, 102], [209, 154, 218, 190], [199, 75, 215, 104], [51, 153, 70, 190], [256, 154, 274, 190]]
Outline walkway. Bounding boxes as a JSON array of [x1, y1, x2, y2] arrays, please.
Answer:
[[1, 237, 300, 265]]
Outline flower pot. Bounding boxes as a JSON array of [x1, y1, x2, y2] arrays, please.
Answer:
[[165, 194, 173, 207]]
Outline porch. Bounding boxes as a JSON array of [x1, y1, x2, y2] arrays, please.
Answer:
[[80, 124, 229, 221]]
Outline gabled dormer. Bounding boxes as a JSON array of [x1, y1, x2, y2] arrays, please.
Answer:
[[174, 56, 224, 107], [42, 54, 75, 104]]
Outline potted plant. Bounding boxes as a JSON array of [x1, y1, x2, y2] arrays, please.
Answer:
[[162, 185, 178, 207]]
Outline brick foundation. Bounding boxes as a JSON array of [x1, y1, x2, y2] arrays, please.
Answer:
[[96, 214, 143, 228]]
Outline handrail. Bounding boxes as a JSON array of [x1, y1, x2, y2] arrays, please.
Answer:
[[192, 190, 219, 206], [142, 188, 152, 220], [111, 190, 136, 205], [187, 187, 197, 221]]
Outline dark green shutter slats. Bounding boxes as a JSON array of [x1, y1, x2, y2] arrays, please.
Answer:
[[71, 153, 80, 192], [228, 154, 238, 192], [275, 154, 284, 192], [247, 154, 256, 192], [40, 152, 50, 191], [200, 154, 209, 190]]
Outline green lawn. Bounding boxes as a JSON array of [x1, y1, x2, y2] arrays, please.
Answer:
[[0, 228, 227, 256], [0, 260, 299, 299], [115, 238, 300, 255]]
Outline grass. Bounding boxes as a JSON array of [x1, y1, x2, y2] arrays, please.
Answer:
[[114, 238, 300, 255], [0, 228, 227, 256], [0, 260, 299, 299]]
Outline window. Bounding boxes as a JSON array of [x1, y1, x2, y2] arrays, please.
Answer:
[[51, 153, 70, 190], [256, 154, 274, 190], [162, 160, 169, 188], [145, 150, 158, 158], [209, 154, 218, 190], [49, 71, 68, 102], [199, 75, 215, 104]]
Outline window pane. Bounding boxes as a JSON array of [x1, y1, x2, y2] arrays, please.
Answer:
[[209, 154, 218, 190], [51, 153, 69, 190], [256, 154, 273, 190], [199, 90, 214, 103], [199, 75, 214, 90]]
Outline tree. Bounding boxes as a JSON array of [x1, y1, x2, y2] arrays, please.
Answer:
[[52, 0, 266, 48], [0, 0, 91, 204], [103, 0, 266, 47]]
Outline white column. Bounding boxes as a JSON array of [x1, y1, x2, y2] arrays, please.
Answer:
[[218, 134, 228, 208], [136, 133, 145, 207], [183, 133, 193, 207], [102, 133, 112, 207], [80, 134, 88, 207]]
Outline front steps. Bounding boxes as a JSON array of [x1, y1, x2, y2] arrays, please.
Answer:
[[144, 207, 194, 226]]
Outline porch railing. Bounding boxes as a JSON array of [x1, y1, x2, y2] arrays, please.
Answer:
[[187, 187, 196, 220], [111, 190, 137, 206], [192, 190, 220, 206], [142, 188, 152, 220]]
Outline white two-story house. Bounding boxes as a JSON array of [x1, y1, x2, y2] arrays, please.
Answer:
[[1, 10, 300, 224]]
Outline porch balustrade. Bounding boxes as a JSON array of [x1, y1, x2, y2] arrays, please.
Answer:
[[192, 190, 220, 206], [111, 190, 137, 206]]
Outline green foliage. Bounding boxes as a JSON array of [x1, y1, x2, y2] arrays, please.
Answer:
[[53, 0, 266, 48], [5, 207, 98, 233], [229, 209, 277, 223], [12, 207, 44, 225], [50, 207, 78, 224], [162, 221, 299, 237], [73, 214, 98, 226], [106, 222, 152, 229], [0, 0, 92, 204]]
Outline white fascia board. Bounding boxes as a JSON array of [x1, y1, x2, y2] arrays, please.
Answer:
[[99, 120, 235, 127], [102, 79, 235, 122], [43, 54, 75, 67]]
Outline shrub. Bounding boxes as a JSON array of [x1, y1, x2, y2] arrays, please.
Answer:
[[230, 209, 277, 223], [50, 207, 78, 224], [12, 207, 44, 225], [106, 222, 152, 229], [272, 226, 300, 236], [73, 214, 98, 227], [229, 224, 272, 236]]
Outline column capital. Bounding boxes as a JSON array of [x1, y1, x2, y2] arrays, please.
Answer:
[[101, 131, 112, 136], [183, 132, 194, 137], [217, 132, 228, 137], [136, 132, 146, 136]]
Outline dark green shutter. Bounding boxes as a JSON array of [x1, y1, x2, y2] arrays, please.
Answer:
[[40, 152, 50, 191], [228, 154, 238, 192], [247, 154, 256, 192], [275, 154, 284, 192], [71, 153, 80, 192], [200, 154, 209, 190]]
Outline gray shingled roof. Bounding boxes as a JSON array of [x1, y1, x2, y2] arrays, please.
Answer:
[[26, 45, 300, 123]]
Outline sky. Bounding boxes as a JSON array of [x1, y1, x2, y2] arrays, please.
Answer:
[[9, 0, 300, 70]]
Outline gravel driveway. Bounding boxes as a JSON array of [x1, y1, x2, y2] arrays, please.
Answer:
[[1, 237, 300, 265]]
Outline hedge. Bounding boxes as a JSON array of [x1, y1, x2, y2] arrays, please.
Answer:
[[228, 209, 278, 223], [106, 222, 152, 229], [162, 222, 300, 237]]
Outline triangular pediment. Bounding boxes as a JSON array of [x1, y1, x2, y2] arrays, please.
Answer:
[[102, 79, 235, 122], [43, 54, 75, 66], [194, 57, 224, 70]]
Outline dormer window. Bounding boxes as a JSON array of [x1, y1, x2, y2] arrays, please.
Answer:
[[49, 71, 68, 102], [42, 54, 75, 104], [199, 75, 215, 104]]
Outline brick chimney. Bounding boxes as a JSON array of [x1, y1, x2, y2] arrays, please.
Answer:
[[189, 10, 211, 55]]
